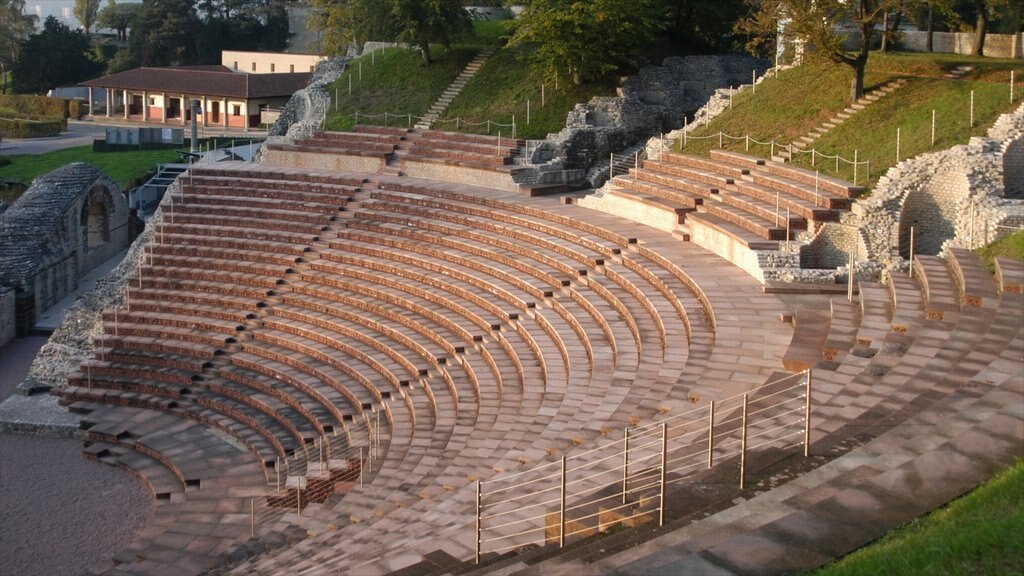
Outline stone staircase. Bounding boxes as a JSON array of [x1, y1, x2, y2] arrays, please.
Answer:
[[414, 48, 496, 130], [776, 79, 908, 162]]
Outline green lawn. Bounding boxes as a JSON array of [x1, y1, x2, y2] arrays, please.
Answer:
[[321, 19, 617, 139], [0, 145, 180, 193], [814, 460, 1024, 576], [440, 45, 616, 140], [678, 52, 1023, 188], [977, 230, 1024, 271]]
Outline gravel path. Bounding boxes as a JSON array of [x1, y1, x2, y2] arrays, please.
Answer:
[[0, 337, 154, 576]]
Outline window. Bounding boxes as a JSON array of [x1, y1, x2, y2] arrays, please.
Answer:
[[148, 97, 156, 106], [310, 65, 314, 72], [251, 62, 256, 71], [233, 105, 241, 116], [270, 63, 275, 72], [290, 65, 294, 73], [233, 61, 238, 70]]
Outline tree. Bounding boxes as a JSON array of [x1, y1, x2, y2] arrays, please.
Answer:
[[389, 0, 471, 65], [97, 0, 142, 41], [738, 0, 897, 102], [0, 0, 37, 92], [507, 0, 665, 85], [130, 0, 200, 67], [13, 16, 97, 93], [74, 0, 101, 34], [308, 0, 469, 65]]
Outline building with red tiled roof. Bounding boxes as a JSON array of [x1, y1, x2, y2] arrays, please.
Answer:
[[82, 64, 312, 129]]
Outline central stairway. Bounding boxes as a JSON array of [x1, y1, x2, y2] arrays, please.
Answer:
[[415, 48, 496, 130]]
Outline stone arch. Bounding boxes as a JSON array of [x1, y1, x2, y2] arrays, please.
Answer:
[[898, 172, 968, 258], [81, 185, 115, 249], [799, 223, 868, 269], [1004, 137, 1024, 199]]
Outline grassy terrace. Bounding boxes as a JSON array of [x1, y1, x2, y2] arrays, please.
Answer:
[[678, 53, 1022, 188], [815, 459, 1024, 576], [322, 20, 616, 139]]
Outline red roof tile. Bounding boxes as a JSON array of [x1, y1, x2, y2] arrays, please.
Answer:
[[82, 67, 312, 100]]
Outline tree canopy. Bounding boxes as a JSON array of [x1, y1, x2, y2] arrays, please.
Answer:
[[0, 0, 37, 92], [74, 0, 102, 34], [506, 0, 665, 85], [13, 16, 98, 93], [738, 0, 898, 101], [96, 0, 142, 41], [309, 0, 471, 65]]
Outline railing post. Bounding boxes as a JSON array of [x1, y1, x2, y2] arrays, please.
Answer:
[[659, 422, 668, 527], [853, 149, 859, 185], [622, 427, 630, 504], [559, 455, 567, 548], [475, 480, 482, 564], [718, 132, 723, 149], [276, 457, 280, 492], [296, 484, 301, 516], [848, 250, 855, 303], [609, 152, 614, 179], [803, 369, 813, 457], [739, 393, 749, 490], [707, 401, 715, 468], [250, 498, 255, 537], [909, 225, 915, 278]]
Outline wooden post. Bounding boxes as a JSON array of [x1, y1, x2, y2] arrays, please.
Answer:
[[896, 127, 900, 163], [931, 110, 936, 146], [250, 498, 255, 537], [970, 90, 974, 127], [609, 152, 614, 179], [848, 250, 855, 303], [909, 225, 915, 278], [853, 149, 859, 185]]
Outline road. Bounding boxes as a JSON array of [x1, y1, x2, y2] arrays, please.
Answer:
[[0, 121, 107, 156]]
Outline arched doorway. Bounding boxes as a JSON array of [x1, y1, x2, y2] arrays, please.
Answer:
[[898, 172, 967, 258]]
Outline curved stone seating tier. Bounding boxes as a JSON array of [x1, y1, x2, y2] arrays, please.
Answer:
[[948, 248, 999, 307], [912, 254, 962, 323], [77, 408, 269, 576], [61, 157, 808, 576]]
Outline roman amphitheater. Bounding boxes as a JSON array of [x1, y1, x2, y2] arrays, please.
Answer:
[[1, 56, 1022, 576]]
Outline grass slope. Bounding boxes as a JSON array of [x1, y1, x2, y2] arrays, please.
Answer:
[[680, 52, 1023, 188], [815, 460, 1024, 575], [321, 20, 616, 139]]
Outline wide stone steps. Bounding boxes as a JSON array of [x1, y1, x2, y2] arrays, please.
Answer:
[[414, 48, 496, 130]]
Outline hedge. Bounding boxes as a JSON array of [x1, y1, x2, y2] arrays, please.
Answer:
[[0, 95, 66, 118], [0, 116, 65, 138]]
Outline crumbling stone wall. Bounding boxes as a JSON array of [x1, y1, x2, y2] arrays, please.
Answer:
[[529, 55, 769, 187], [0, 163, 129, 346], [854, 103, 1023, 266], [800, 223, 869, 269], [258, 57, 348, 159]]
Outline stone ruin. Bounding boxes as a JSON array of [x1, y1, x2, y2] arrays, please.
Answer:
[[0, 163, 131, 348], [806, 102, 1024, 277], [521, 54, 770, 188]]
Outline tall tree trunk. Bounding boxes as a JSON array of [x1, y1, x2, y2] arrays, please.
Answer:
[[972, 0, 988, 56], [881, 11, 890, 52], [926, 1, 934, 52], [419, 43, 431, 66], [850, 58, 866, 102]]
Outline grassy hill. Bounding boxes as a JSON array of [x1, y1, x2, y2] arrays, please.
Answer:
[[321, 21, 617, 138], [680, 53, 1022, 188]]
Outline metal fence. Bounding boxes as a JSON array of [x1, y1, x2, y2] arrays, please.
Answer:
[[475, 370, 811, 561]]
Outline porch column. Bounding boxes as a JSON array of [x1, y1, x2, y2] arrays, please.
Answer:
[[122, 89, 128, 119], [105, 89, 110, 118], [87, 87, 94, 117], [142, 91, 149, 121], [162, 93, 167, 123], [202, 96, 208, 127], [223, 98, 228, 128], [242, 101, 250, 131], [181, 95, 187, 126]]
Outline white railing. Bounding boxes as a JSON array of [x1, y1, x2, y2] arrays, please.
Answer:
[[475, 370, 812, 562], [351, 111, 518, 138]]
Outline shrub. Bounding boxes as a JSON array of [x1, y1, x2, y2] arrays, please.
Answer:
[[0, 117, 66, 138]]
